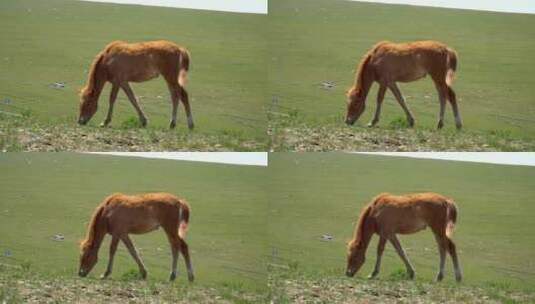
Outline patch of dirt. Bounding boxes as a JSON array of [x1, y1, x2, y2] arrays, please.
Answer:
[[0, 266, 263, 304], [269, 273, 535, 304], [0, 116, 264, 151], [270, 122, 534, 152]]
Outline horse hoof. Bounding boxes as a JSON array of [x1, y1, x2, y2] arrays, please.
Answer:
[[188, 274, 195, 282], [140, 118, 148, 128], [188, 123, 194, 130], [367, 122, 376, 128], [435, 273, 444, 282], [169, 272, 176, 281], [367, 273, 377, 280]]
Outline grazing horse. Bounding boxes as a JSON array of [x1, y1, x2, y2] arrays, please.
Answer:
[[78, 193, 194, 282], [345, 41, 462, 130], [345, 192, 462, 282], [78, 40, 193, 129]]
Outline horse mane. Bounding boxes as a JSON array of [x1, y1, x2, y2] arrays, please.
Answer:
[[81, 52, 106, 97], [350, 41, 391, 96], [80, 195, 116, 250], [350, 204, 372, 249]]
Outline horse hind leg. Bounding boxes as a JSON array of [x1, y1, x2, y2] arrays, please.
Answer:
[[178, 86, 194, 130], [178, 237, 194, 282], [434, 83, 447, 130], [432, 232, 447, 282], [166, 82, 180, 129], [447, 86, 462, 130], [163, 224, 181, 281], [445, 236, 462, 282]]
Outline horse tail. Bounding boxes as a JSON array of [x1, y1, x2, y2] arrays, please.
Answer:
[[82, 52, 106, 96], [445, 48, 458, 86], [178, 48, 190, 87], [178, 200, 190, 239], [445, 199, 458, 238]]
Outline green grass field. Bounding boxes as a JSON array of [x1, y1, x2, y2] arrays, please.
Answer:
[[268, 0, 535, 151], [267, 153, 535, 301], [0, 153, 267, 302], [0, 0, 267, 151]]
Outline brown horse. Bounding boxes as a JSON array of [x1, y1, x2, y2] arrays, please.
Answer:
[[78, 193, 194, 282], [345, 41, 461, 130], [78, 40, 193, 129], [346, 192, 462, 282]]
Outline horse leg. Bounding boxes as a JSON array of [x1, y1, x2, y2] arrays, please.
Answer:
[[368, 236, 386, 279], [120, 235, 148, 279], [368, 85, 387, 127], [433, 232, 447, 282], [163, 225, 180, 281], [388, 235, 415, 279], [178, 86, 194, 130], [178, 237, 194, 282], [166, 82, 180, 129], [101, 84, 119, 127], [445, 236, 462, 282], [447, 86, 462, 130], [120, 82, 148, 127], [101, 235, 119, 279], [433, 81, 448, 129], [388, 83, 415, 127]]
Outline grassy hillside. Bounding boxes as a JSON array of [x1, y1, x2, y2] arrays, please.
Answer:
[[0, 153, 267, 302], [0, 0, 267, 151], [268, 0, 535, 151], [267, 153, 535, 301]]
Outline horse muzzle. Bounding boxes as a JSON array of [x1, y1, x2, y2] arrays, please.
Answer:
[[78, 270, 87, 277]]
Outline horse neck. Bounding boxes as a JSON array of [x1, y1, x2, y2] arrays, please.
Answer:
[[356, 224, 374, 251], [353, 73, 374, 102], [84, 207, 107, 252], [353, 208, 375, 251]]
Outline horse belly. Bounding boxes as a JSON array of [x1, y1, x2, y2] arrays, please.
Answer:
[[128, 216, 160, 234], [398, 219, 427, 234], [387, 54, 427, 83]]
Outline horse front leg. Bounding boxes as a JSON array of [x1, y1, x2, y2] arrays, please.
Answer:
[[120, 82, 148, 127], [368, 236, 386, 279], [101, 84, 119, 127], [101, 235, 119, 279], [368, 85, 386, 128], [388, 83, 415, 127], [389, 234, 415, 279], [121, 234, 148, 279]]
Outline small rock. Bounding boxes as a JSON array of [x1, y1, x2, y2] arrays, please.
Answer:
[[52, 234, 65, 241], [321, 234, 334, 241]]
